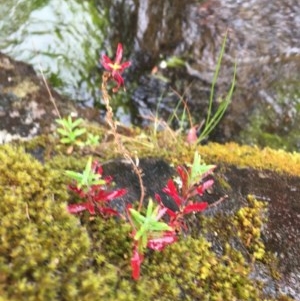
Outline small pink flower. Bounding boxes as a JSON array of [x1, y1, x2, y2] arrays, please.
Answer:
[[101, 43, 131, 91], [186, 126, 198, 144]]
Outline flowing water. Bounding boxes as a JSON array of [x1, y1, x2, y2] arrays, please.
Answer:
[[1, 0, 300, 150]]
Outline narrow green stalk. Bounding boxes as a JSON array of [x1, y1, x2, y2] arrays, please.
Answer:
[[205, 31, 228, 129]]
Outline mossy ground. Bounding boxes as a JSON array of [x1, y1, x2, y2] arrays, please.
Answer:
[[1, 126, 299, 300]]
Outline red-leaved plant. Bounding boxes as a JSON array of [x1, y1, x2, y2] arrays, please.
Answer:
[[66, 157, 127, 216], [127, 152, 215, 279], [156, 151, 215, 233], [65, 44, 217, 281], [101, 42, 131, 92], [66, 152, 215, 280], [127, 199, 177, 280]]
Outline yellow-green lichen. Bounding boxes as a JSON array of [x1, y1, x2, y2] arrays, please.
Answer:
[[198, 142, 300, 176], [0, 144, 100, 301], [232, 195, 267, 260]]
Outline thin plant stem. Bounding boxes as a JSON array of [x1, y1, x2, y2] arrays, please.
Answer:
[[199, 62, 236, 141], [101, 72, 145, 211], [205, 31, 228, 129], [32, 41, 61, 119], [197, 30, 236, 143]]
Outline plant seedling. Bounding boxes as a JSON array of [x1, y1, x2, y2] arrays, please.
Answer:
[[129, 199, 174, 252], [128, 199, 177, 279], [66, 157, 127, 215], [56, 115, 86, 146], [65, 157, 106, 191], [156, 151, 215, 232], [188, 151, 215, 187], [85, 133, 100, 146]]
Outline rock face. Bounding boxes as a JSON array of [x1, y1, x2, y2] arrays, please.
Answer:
[[0, 52, 102, 143], [0, 52, 64, 142], [218, 165, 300, 299], [129, 0, 300, 149]]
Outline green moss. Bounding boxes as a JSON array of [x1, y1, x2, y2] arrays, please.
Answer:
[[0, 142, 295, 300], [198, 142, 300, 176], [232, 195, 267, 260], [0, 145, 106, 301]]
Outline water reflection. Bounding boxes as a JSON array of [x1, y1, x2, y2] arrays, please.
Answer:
[[0, 0, 107, 103]]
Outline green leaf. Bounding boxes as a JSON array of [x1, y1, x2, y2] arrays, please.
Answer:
[[55, 118, 66, 126], [166, 56, 186, 68], [71, 118, 84, 128], [149, 222, 172, 232], [135, 226, 146, 241], [197, 31, 236, 143], [65, 170, 84, 182], [189, 151, 215, 185], [57, 128, 70, 136], [129, 208, 146, 226], [65, 157, 105, 190], [146, 199, 154, 218], [73, 128, 87, 137], [60, 137, 73, 144], [85, 134, 100, 146]]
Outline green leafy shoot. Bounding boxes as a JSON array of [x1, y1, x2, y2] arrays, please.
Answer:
[[188, 151, 215, 187], [129, 199, 172, 251], [85, 133, 100, 146], [56, 115, 86, 145], [197, 31, 237, 143], [65, 157, 106, 192]]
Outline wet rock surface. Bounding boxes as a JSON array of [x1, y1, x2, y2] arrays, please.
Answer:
[[0, 52, 67, 142], [129, 0, 300, 149], [101, 157, 176, 212], [0, 52, 103, 143], [219, 165, 300, 299], [1, 0, 300, 149]]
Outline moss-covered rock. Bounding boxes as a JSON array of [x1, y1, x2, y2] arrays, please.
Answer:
[[0, 145, 102, 301], [0, 142, 298, 300]]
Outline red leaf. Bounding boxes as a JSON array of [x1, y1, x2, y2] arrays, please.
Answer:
[[101, 55, 113, 71], [94, 188, 127, 202], [147, 233, 177, 251], [104, 175, 113, 184], [186, 126, 198, 144], [68, 185, 86, 198], [196, 179, 214, 196], [131, 247, 144, 280], [155, 193, 162, 203], [92, 160, 102, 174], [163, 179, 183, 206], [183, 202, 208, 214], [67, 202, 95, 214], [177, 166, 189, 195], [155, 193, 178, 219], [100, 43, 131, 92], [98, 207, 120, 216], [115, 43, 123, 64]]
